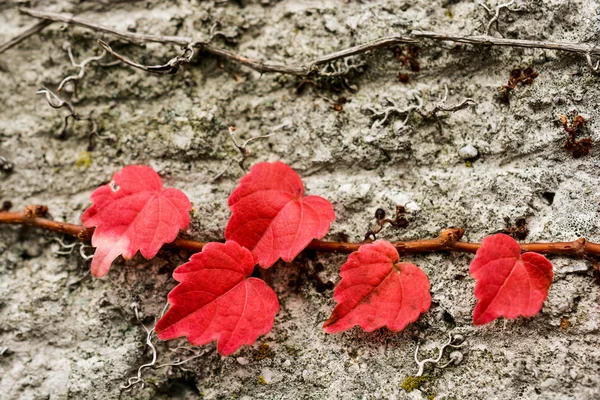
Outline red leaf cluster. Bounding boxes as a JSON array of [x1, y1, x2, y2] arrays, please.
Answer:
[[81, 163, 556, 355], [91, 162, 333, 354]]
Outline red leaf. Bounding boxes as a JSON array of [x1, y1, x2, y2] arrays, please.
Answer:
[[470, 233, 554, 325], [323, 240, 431, 333], [81, 165, 191, 277], [225, 161, 335, 268], [155, 241, 279, 355]]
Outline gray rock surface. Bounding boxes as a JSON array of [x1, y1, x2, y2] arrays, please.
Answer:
[[1, 1, 599, 399]]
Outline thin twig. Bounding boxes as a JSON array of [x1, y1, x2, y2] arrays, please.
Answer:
[[98, 39, 194, 75], [36, 87, 77, 138], [227, 126, 273, 171], [420, 86, 476, 118], [19, 8, 600, 77], [410, 30, 600, 57], [416, 86, 476, 134], [0, 20, 51, 54], [211, 126, 274, 180], [57, 44, 107, 93], [53, 236, 93, 259], [36, 87, 102, 148], [122, 302, 169, 391], [3, 205, 600, 259], [478, 0, 516, 36], [154, 351, 206, 369], [20, 8, 416, 76], [210, 160, 235, 182]]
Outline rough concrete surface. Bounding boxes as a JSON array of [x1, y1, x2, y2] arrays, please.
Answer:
[[1, 0, 600, 399]]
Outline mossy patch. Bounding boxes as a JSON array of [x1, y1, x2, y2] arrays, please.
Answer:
[[401, 375, 429, 392], [75, 151, 92, 170]]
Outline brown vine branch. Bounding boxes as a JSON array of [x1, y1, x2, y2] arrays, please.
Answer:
[[410, 30, 600, 57], [19, 8, 416, 76], [18, 8, 600, 77], [3, 205, 600, 259], [98, 39, 193, 75], [0, 19, 51, 54]]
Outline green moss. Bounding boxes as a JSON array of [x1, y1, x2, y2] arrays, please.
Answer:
[[75, 151, 92, 170], [401, 376, 428, 392]]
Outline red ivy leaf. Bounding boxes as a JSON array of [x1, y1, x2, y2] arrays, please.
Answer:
[[225, 161, 335, 268], [470, 233, 554, 325], [81, 165, 191, 277], [155, 241, 279, 355], [323, 240, 431, 333]]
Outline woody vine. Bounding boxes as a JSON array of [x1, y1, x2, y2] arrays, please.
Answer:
[[1, 161, 599, 353]]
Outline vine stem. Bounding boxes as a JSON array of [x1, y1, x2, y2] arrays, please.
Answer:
[[0, 19, 51, 54], [16, 8, 600, 76], [18, 8, 416, 75], [2, 205, 600, 259], [410, 30, 600, 56]]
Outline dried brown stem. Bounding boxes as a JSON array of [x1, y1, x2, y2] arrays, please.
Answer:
[[98, 39, 193, 75], [0, 19, 51, 54], [19, 8, 600, 77], [3, 205, 600, 260], [20, 8, 416, 76], [226, 126, 272, 171], [410, 30, 600, 57], [37, 87, 98, 145]]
